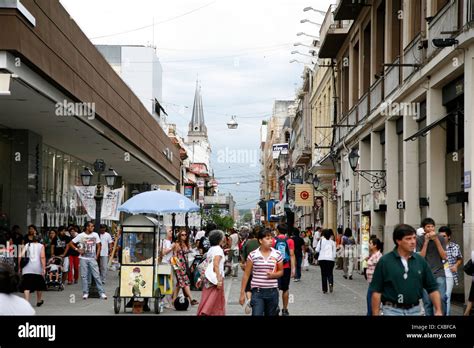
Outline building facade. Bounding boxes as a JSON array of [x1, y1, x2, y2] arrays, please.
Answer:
[[316, 0, 474, 299]]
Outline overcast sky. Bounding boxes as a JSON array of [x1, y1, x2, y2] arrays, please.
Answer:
[[60, 0, 333, 210]]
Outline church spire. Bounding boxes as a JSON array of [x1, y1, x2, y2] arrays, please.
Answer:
[[188, 80, 207, 138]]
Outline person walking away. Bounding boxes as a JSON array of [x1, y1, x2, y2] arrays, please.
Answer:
[[302, 231, 311, 271], [159, 227, 174, 309], [312, 227, 321, 265], [172, 229, 198, 306], [370, 224, 442, 316], [51, 226, 70, 284], [416, 218, 447, 315], [335, 228, 343, 270], [240, 227, 260, 314], [342, 228, 356, 279], [239, 228, 284, 316], [316, 229, 336, 294], [464, 249, 474, 316], [98, 224, 113, 285], [291, 227, 305, 282], [68, 221, 107, 300], [365, 238, 383, 315], [197, 230, 227, 315], [18, 231, 46, 307], [229, 229, 240, 277], [272, 223, 295, 315], [438, 226, 462, 316]]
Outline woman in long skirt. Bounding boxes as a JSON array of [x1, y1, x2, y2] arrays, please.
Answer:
[[197, 230, 226, 316]]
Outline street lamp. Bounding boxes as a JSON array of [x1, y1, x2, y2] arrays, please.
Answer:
[[80, 159, 119, 239], [303, 7, 327, 16], [291, 50, 317, 57], [348, 148, 386, 190], [290, 59, 316, 69], [227, 115, 238, 129], [294, 42, 317, 49], [297, 32, 320, 39], [300, 19, 322, 26]]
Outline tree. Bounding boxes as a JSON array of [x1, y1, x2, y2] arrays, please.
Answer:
[[204, 205, 235, 231], [242, 212, 252, 223]]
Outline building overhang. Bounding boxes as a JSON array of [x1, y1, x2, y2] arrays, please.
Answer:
[[404, 111, 460, 142], [333, 0, 368, 20]]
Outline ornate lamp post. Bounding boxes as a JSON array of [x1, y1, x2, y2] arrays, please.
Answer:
[[348, 148, 386, 190], [80, 160, 118, 296]]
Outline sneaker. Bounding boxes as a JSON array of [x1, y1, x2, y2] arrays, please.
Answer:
[[294, 278, 300, 282], [329, 284, 334, 293], [100, 293, 107, 300], [349, 276, 353, 280], [82, 294, 89, 300], [343, 275, 348, 279], [244, 299, 251, 315], [282, 309, 290, 316]]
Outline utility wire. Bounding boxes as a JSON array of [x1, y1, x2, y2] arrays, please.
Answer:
[[90, 1, 217, 40]]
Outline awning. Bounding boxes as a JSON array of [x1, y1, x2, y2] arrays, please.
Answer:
[[404, 111, 460, 142]]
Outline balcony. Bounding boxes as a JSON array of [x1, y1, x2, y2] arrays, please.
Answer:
[[358, 92, 369, 121], [348, 106, 358, 128], [370, 77, 384, 113], [427, 0, 460, 59], [292, 141, 312, 165], [334, 0, 369, 20], [385, 57, 401, 97], [403, 35, 424, 81], [318, 4, 352, 58]]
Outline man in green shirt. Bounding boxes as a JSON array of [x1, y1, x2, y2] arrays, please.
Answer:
[[370, 224, 442, 316]]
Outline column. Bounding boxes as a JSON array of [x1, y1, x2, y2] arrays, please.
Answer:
[[371, 131, 385, 239], [426, 88, 448, 226], [403, 114, 420, 226], [385, 120, 399, 250], [463, 49, 474, 302]]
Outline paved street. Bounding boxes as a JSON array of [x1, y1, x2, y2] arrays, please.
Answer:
[[32, 264, 464, 316]]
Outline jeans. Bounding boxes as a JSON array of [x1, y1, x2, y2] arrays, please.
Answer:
[[231, 250, 239, 277], [250, 288, 279, 316], [422, 276, 447, 316], [295, 254, 302, 280], [367, 287, 373, 316], [99, 256, 108, 284], [445, 276, 454, 316], [79, 258, 105, 295], [343, 256, 354, 277], [319, 260, 334, 292], [382, 304, 422, 316]]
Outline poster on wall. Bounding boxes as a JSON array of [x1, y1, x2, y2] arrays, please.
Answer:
[[184, 186, 193, 198], [314, 196, 324, 228]]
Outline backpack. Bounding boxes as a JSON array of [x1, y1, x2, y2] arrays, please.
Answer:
[[275, 237, 290, 263]]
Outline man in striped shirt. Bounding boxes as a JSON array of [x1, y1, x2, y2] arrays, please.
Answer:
[[239, 229, 284, 316]]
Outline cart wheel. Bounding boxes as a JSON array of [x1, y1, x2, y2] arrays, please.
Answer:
[[154, 288, 162, 314], [113, 287, 121, 314], [59, 284, 64, 291]]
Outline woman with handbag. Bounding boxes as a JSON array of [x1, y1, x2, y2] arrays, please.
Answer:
[[197, 230, 226, 315], [316, 229, 337, 294], [18, 232, 46, 307], [172, 229, 198, 306]]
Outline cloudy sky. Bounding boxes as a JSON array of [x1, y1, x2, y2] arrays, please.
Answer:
[[61, 0, 332, 210]]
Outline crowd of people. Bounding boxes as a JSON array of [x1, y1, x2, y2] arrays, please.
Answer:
[[0, 222, 115, 314], [0, 217, 473, 317]]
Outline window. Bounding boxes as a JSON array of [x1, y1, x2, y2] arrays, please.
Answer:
[[363, 23, 372, 92], [352, 41, 360, 105], [410, 0, 422, 41], [375, 1, 386, 77], [390, 0, 402, 62]]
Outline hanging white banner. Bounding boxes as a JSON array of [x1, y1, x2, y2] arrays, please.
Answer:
[[74, 186, 124, 221], [101, 187, 124, 221], [74, 186, 96, 219]]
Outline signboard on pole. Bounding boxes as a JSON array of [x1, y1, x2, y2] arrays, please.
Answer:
[[295, 184, 314, 207]]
